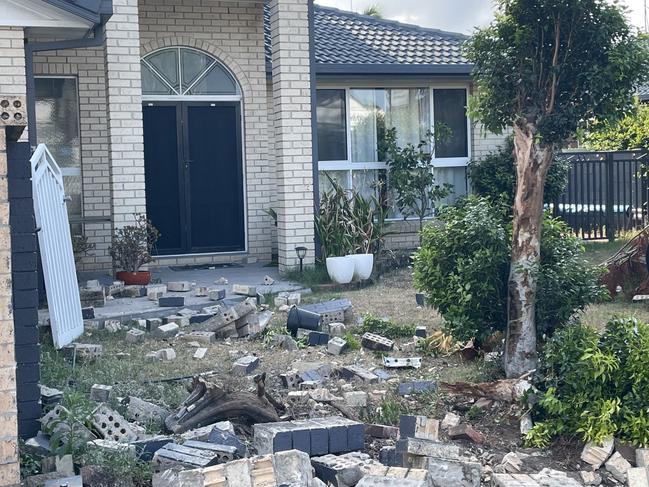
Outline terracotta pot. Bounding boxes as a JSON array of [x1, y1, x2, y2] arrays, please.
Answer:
[[116, 270, 151, 286]]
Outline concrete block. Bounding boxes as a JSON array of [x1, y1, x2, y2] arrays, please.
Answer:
[[156, 348, 176, 361], [92, 404, 137, 443], [131, 435, 173, 462], [208, 288, 226, 301], [605, 451, 632, 483], [441, 412, 461, 431], [326, 322, 346, 337], [311, 453, 364, 486], [396, 438, 460, 460], [153, 323, 179, 339], [327, 337, 348, 355], [361, 332, 394, 351], [398, 381, 437, 396], [399, 415, 439, 442], [344, 391, 367, 407], [628, 467, 649, 487], [193, 348, 208, 360], [581, 436, 614, 469], [167, 281, 191, 292], [339, 365, 379, 383], [307, 330, 330, 346], [159, 296, 184, 307], [104, 320, 122, 333], [146, 318, 163, 332], [287, 293, 301, 306], [82, 307, 95, 319], [383, 357, 422, 369], [233, 284, 257, 296], [638, 449, 649, 467], [89, 384, 112, 403], [366, 424, 399, 440], [126, 328, 145, 343], [232, 355, 260, 375], [448, 424, 484, 444], [183, 331, 216, 344], [123, 396, 169, 424]]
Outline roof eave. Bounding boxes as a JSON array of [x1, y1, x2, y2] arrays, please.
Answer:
[[314, 63, 474, 76], [41, 0, 106, 25]]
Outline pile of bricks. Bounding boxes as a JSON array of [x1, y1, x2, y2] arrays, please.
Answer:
[[253, 417, 365, 456]]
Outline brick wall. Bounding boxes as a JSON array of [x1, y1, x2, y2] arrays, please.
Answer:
[[33, 48, 113, 271], [105, 0, 147, 235], [269, 0, 315, 272], [0, 25, 24, 487], [138, 0, 274, 265]]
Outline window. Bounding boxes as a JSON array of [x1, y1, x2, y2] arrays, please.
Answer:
[[35, 77, 82, 231], [316, 86, 469, 217], [141, 47, 239, 97], [316, 90, 347, 161]]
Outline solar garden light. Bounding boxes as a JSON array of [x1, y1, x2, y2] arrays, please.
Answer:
[[295, 246, 307, 273]]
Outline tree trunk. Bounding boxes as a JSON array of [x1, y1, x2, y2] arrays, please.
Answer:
[[504, 123, 554, 378]]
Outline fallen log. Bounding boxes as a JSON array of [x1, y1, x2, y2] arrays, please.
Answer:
[[165, 373, 280, 434], [440, 372, 533, 403]]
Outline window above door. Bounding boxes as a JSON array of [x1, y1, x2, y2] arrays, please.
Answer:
[[141, 47, 240, 98]]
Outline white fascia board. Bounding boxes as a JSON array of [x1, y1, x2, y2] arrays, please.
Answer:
[[0, 0, 93, 29]]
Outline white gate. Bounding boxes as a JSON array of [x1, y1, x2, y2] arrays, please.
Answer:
[[31, 144, 83, 348]]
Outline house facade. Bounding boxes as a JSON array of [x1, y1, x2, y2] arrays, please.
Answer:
[[2, 0, 505, 278]]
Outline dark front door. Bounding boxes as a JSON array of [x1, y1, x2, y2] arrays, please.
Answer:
[[143, 102, 245, 255]]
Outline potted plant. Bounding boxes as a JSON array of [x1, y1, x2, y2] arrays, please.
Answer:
[[346, 181, 388, 281], [109, 214, 160, 285], [315, 176, 355, 284]]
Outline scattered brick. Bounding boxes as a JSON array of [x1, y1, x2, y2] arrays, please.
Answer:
[[232, 355, 259, 375], [89, 384, 112, 403], [158, 296, 184, 307], [448, 424, 484, 444], [361, 332, 394, 351], [167, 281, 192, 292]]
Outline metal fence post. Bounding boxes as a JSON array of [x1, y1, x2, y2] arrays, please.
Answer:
[[605, 152, 615, 242]]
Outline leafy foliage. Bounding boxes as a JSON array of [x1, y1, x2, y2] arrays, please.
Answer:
[[413, 196, 605, 344], [581, 101, 649, 151], [44, 391, 95, 457], [467, 137, 571, 207], [384, 127, 453, 233], [527, 318, 649, 447], [109, 214, 160, 272], [315, 175, 388, 259], [413, 197, 511, 344], [360, 314, 416, 339], [467, 0, 649, 146]]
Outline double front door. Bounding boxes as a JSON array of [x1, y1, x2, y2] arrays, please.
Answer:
[[143, 102, 245, 255]]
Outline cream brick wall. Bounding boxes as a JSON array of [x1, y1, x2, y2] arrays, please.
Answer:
[[138, 0, 274, 264], [269, 0, 315, 272], [0, 26, 23, 487], [105, 0, 147, 234], [33, 48, 113, 270]]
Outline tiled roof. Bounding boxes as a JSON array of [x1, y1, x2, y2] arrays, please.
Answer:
[[265, 5, 472, 75]]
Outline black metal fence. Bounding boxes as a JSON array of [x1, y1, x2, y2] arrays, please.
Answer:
[[552, 150, 649, 241]]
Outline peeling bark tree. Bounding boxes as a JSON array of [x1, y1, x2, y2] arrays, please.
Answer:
[[467, 0, 649, 378], [505, 124, 554, 375]]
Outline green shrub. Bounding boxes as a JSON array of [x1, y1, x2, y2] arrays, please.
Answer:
[[467, 137, 571, 207], [413, 196, 605, 344], [360, 314, 416, 339], [527, 318, 649, 447]]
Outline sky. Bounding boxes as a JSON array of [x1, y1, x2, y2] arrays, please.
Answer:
[[314, 0, 647, 35]]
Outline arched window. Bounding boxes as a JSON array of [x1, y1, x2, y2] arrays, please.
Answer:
[[141, 47, 240, 97]]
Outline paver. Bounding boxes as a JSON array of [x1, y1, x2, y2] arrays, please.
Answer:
[[123, 396, 170, 424], [209, 288, 226, 301], [146, 318, 163, 332], [448, 424, 484, 444], [366, 424, 399, 439], [361, 333, 395, 351]]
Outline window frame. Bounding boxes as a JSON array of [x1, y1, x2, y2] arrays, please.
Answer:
[[316, 82, 472, 217], [34, 75, 83, 224]]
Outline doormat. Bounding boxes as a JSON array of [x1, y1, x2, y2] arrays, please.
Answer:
[[168, 263, 244, 271]]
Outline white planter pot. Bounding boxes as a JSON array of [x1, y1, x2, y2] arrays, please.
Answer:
[[349, 253, 374, 281], [326, 256, 355, 284]]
